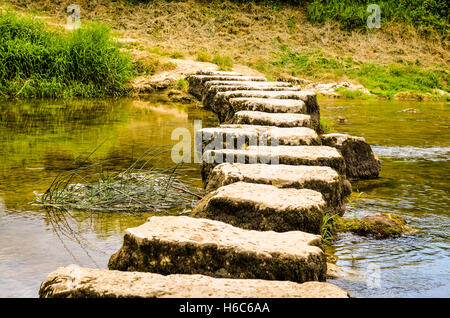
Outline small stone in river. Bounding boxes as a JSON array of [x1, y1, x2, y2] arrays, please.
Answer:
[[333, 213, 415, 239], [399, 108, 421, 113]]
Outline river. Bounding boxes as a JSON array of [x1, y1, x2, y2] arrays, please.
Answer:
[[0, 95, 448, 297]]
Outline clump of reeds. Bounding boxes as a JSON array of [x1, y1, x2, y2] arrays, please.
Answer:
[[34, 146, 203, 213]]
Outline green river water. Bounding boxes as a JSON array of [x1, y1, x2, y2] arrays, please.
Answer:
[[0, 94, 448, 297]]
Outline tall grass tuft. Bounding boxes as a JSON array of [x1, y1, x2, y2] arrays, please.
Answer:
[[0, 12, 134, 99], [34, 145, 203, 213]]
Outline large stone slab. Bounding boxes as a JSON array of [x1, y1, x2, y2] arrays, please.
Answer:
[[211, 90, 319, 130], [108, 216, 326, 283], [191, 182, 326, 234], [232, 111, 312, 128], [204, 85, 298, 109], [196, 125, 320, 152], [187, 75, 266, 99], [205, 163, 351, 216], [201, 145, 346, 181], [39, 267, 348, 298], [321, 133, 381, 179], [195, 71, 244, 76], [229, 97, 306, 114]]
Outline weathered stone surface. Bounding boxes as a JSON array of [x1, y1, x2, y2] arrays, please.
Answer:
[[333, 213, 415, 239], [212, 90, 319, 130], [197, 125, 320, 152], [39, 267, 349, 298], [231, 111, 312, 128], [205, 163, 351, 215], [187, 75, 266, 99], [195, 71, 244, 76], [201, 145, 346, 181], [229, 97, 306, 114], [321, 133, 381, 179], [326, 263, 342, 279], [204, 85, 298, 109], [108, 216, 326, 283], [191, 182, 325, 234]]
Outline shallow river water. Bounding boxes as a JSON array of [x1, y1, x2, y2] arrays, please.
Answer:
[[0, 95, 448, 297]]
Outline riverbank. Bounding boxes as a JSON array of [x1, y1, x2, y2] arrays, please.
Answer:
[[1, 1, 448, 100]]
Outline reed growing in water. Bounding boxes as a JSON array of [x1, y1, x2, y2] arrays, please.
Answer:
[[34, 146, 203, 213]]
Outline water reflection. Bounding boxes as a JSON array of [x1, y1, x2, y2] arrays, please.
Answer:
[[0, 94, 217, 297], [321, 98, 450, 297]]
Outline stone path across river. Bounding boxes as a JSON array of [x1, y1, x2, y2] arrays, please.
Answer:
[[40, 69, 382, 298]]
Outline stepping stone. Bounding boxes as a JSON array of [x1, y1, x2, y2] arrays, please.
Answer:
[[201, 145, 346, 181], [231, 111, 312, 128], [196, 125, 320, 153], [39, 267, 349, 298], [321, 133, 381, 179], [229, 97, 307, 113], [195, 70, 244, 76], [203, 83, 296, 108], [212, 90, 319, 130], [187, 75, 266, 99], [205, 163, 351, 216], [108, 216, 327, 283], [204, 80, 292, 89], [191, 182, 326, 234]]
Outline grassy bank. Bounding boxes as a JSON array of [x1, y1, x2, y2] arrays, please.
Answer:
[[0, 12, 134, 99], [254, 44, 448, 99], [2, 1, 449, 99]]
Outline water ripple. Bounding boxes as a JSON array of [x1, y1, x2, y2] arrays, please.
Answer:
[[372, 146, 450, 162]]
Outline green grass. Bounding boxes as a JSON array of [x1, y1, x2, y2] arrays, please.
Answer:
[[306, 0, 449, 35], [255, 44, 448, 99], [334, 87, 373, 99], [212, 54, 234, 71], [176, 78, 189, 91], [0, 12, 134, 99]]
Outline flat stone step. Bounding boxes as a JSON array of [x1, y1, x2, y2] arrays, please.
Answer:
[[204, 85, 298, 107], [231, 111, 312, 128], [204, 80, 292, 89], [191, 182, 326, 234], [108, 216, 326, 283], [321, 133, 381, 179], [195, 71, 244, 76], [229, 97, 307, 113], [205, 163, 351, 215], [188, 75, 267, 99], [196, 125, 320, 152], [212, 90, 319, 130], [39, 267, 348, 298], [201, 145, 346, 181]]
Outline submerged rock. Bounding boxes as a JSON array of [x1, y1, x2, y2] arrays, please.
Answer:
[[201, 145, 346, 181], [333, 213, 415, 239], [39, 267, 349, 298], [231, 111, 312, 128], [205, 163, 351, 216], [108, 216, 326, 283], [191, 182, 326, 234], [321, 133, 381, 179]]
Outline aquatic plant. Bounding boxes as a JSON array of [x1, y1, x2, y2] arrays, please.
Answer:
[[321, 213, 337, 241], [34, 146, 203, 213]]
